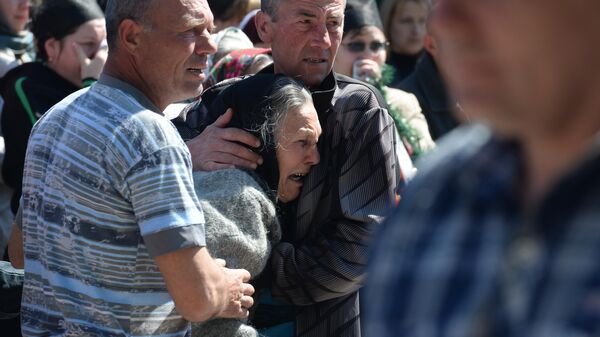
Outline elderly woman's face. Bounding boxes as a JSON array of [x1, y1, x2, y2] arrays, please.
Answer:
[[276, 102, 322, 203]]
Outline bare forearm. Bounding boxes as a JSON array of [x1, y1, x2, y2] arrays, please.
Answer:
[[155, 246, 253, 323], [8, 224, 24, 269]]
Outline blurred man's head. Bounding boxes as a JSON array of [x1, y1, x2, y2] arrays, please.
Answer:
[[431, 0, 600, 138], [256, 0, 345, 88], [105, 0, 217, 109]]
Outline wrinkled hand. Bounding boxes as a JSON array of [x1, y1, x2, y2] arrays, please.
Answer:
[[76, 40, 107, 81], [218, 266, 255, 319], [186, 108, 263, 171], [352, 58, 382, 83]]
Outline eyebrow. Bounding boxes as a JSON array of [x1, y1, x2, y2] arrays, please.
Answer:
[[297, 10, 317, 18]]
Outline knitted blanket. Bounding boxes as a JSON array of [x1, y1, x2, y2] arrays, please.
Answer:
[[191, 169, 281, 337]]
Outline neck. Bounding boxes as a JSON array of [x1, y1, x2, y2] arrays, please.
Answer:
[[521, 124, 599, 208], [103, 54, 167, 111]]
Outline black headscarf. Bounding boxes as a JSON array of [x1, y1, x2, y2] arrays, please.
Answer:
[[213, 73, 290, 198], [343, 0, 383, 34], [31, 0, 104, 60]]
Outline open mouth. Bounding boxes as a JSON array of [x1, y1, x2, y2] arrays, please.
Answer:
[[304, 57, 327, 64], [187, 68, 205, 77], [289, 172, 308, 182]]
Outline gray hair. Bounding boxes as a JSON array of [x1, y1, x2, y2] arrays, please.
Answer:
[[260, 0, 282, 20], [261, 0, 347, 22], [258, 77, 314, 148], [105, 0, 159, 50]]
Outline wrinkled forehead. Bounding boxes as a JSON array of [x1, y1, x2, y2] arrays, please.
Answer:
[[153, 0, 214, 27], [281, 0, 346, 17]]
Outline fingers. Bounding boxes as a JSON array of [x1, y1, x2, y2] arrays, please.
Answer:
[[214, 258, 226, 267], [77, 40, 108, 81], [73, 43, 88, 65], [186, 120, 262, 172], [239, 294, 254, 311], [217, 268, 255, 319], [213, 108, 234, 128]]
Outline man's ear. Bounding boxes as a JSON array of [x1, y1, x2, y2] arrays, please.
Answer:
[[255, 11, 274, 44], [423, 34, 437, 57], [118, 18, 144, 54]]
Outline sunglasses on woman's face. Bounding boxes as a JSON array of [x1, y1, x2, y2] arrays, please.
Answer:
[[343, 41, 389, 53]]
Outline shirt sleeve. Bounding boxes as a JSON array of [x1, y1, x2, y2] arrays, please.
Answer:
[[124, 144, 205, 257]]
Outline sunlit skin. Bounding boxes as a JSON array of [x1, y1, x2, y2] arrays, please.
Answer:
[[334, 26, 387, 79], [0, 0, 30, 34], [432, 0, 600, 201], [46, 18, 106, 87], [431, 0, 600, 138], [134, 0, 217, 110], [389, 1, 428, 55], [256, 0, 345, 88], [276, 102, 322, 202]]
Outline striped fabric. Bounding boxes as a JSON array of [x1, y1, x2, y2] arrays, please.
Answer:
[[365, 125, 600, 337], [20, 75, 205, 337], [270, 73, 405, 337], [179, 68, 408, 337]]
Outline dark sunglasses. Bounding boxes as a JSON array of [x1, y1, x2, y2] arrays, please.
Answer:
[[343, 41, 389, 53]]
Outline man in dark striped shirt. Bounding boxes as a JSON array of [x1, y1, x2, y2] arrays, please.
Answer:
[[180, 1, 413, 336], [365, 0, 600, 336]]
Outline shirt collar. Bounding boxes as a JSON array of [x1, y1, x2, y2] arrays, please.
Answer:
[[257, 64, 337, 115], [97, 73, 163, 115]]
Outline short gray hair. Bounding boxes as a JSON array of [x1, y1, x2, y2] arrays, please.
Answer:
[[259, 77, 314, 148], [105, 0, 159, 49], [261, 0, 347, 22], [261, 0, 283, 21]]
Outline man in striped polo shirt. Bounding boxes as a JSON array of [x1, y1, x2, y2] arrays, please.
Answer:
[[12, 0, 255, 336]]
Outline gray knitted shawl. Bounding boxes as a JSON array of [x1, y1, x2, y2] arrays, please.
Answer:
[[191, 169, 281, 337]]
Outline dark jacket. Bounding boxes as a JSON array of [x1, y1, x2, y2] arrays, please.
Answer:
[[388, 50, 422, 87], [0, 62, 79, 213], [175, 65, 404, 337], [396, 52, 460, 140]]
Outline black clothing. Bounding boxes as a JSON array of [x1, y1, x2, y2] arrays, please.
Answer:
[[0, 62, 79, 213], [397, 52, 460, 139], [388, 50, 422, 87], [344, 0, 383, 34], [175, 65, 403, 337], [32, 0, 103, 43]]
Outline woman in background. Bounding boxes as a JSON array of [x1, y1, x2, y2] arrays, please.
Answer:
[[380, 0, 430, 86], [0, 0, 105, 214], [0, 0, 33, 78], [335, 0, 435, 158]]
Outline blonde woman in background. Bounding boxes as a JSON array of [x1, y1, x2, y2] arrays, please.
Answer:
[[380, 0, 430, 86]]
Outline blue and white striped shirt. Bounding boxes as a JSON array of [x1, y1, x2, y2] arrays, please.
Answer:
[[365, 125, 600, 337], [20, 75, 205, 336]]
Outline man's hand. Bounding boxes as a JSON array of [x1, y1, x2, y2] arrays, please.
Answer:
[[213, 258, 255, 318], [186, 108, 263, 171], [218, 266, 255, 318], [156, 247, 255, 322]]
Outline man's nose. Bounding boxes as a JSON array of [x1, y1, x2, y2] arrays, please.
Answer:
[[196, 33, 218, 55], [311, 24, 332, 49]]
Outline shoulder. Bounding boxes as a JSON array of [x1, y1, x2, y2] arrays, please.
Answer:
[[383, 86, 420, 112], [408, 124, 494, 190], [193, 169, 267, 199], [192, 169, 276, 225], [333, 73, 387, 110]]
